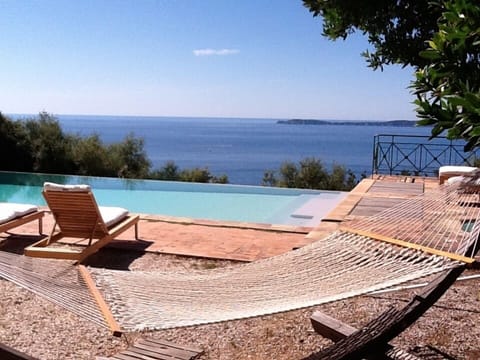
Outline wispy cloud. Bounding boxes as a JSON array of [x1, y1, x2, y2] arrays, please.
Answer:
[[193, 48, 240, 56]]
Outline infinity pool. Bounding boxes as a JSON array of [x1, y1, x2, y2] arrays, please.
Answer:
[[0, 172, 347, 227]]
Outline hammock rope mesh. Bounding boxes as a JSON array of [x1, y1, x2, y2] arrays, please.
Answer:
[[91, 233, 459, 331], [343, 183, 480, 259], [0, 252, 108, 328], [0, 180, 478, 332]]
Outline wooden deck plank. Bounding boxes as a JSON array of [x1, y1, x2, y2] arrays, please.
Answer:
[[355, 197, 409, 206], [367, 182, 424, 196], [137, 339, 203, 356], [100, 338, 203, 360], [349, 199, 407, 217], [132, 342, 195, 359]]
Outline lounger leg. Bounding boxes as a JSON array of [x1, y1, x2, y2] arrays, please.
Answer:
[[134, 223, 139, 240], [38, 217, 43, 235], [46, 221, 57, 246]]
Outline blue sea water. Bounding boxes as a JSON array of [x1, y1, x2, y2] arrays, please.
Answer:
[[56, 115, 432, 185]]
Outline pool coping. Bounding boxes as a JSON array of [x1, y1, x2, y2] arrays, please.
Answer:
[[138, 213, 314, 234]]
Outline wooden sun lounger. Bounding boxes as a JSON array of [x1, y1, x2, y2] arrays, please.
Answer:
[[306, 266, 466, 360], [24, 186, 139, 263], [0, 210, 44, 235]]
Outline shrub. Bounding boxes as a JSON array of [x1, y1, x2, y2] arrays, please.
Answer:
[[264, 157, 360, 191]]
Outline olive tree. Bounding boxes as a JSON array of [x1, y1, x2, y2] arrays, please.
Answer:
[[413, 0, 480, 150], [304, 0, 480, 149], [303, 0, 441, 69]]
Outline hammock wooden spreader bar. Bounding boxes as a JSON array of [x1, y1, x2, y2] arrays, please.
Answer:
[[338, 227, 476, 264], [78, 265, 122, 336]]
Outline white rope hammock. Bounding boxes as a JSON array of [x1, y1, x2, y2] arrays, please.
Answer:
[[91, 233, 459, 331], [89, 180, 479, 331]]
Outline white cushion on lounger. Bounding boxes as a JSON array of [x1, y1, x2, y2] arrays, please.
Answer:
[[0, 202, 38, 225], [446, 176, 465, 185], [43, 182, 91, 192], [447, 175, 480, 186], [99, 206, 129, 227], [439, 166, 477, 176]]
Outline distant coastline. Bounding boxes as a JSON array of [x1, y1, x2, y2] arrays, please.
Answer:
[[277, 119, 418, 127]]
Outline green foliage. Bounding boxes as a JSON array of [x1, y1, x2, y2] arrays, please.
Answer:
[[413, 0, 480, 150], [148, 162, 229, 183], [0, 112, 33, 171], [303, 0, 441, 69], [262, 170, 277, 187], [304, 0, 480, 151], [108, 133, 151, 178], [264, 157, 359, 191], [149, 161, 180, 180], [278, 161, 299, 188], [23, 112, 77, 174], [212, 174, 228, 184], [179, 167, 229, 183], [72, 134, 115, 177], [0, 113, 151, 178], [0, 112, 230, 184], [178, 167, 212, 183]]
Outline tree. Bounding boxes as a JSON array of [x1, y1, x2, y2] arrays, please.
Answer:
[[278, 161, 299, 188], [179, 167, 213, 183], [109, 133, 151, 178], [0, 113, 33, 171], [23, 112, 76, 174], [303, 0, 442, 69], [149, 161, 180, 180], [148, 161, 229, 183], [264, 157, 359, 191], [304, 0, 480, 150], [296, 157, 328, 189], [413, 0, 480, 150], [72, 134, 115, 177]]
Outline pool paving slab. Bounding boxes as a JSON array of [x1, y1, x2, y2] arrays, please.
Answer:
[[0, 175, 445, 262]]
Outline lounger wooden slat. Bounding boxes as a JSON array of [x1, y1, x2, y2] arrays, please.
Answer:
[[24, 185, 139, 263]]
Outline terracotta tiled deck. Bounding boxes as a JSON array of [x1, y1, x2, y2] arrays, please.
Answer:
[[0, 175, 441, 262]]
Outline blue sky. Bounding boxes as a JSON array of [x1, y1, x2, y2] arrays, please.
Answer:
[[1, 0, 416, 120]]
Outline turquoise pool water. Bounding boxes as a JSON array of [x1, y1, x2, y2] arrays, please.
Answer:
[[0, 172, 347, 226]]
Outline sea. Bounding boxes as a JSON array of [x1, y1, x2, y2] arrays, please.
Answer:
[[51, 115, 433, 185]]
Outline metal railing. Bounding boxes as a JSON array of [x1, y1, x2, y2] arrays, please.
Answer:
[[372, 134, 480, 176]]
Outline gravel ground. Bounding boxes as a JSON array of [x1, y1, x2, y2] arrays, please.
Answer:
[[0, 245, 479, 360]]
